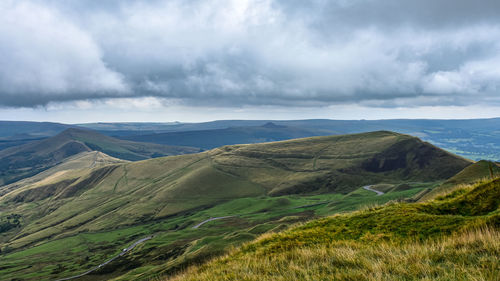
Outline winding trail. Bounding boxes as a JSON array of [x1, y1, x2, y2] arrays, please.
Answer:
[[192, 216, 236, 229], [362, 185, 384, 196], [55, 236, 153, 281], [193, 200, 336, 230]]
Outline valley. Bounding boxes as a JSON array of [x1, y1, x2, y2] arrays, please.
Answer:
[[0, 130, 473, 280]]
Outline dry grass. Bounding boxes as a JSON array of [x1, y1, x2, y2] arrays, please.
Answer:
[[167, 228, 500, 281]]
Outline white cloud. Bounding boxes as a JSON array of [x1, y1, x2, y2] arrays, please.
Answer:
[[0, 1, 129, 106]]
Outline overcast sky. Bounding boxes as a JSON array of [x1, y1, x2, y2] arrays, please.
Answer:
[[1, 0, 500, 122]]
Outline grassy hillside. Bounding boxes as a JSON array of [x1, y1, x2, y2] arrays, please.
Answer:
[[168, 178, 500, 281], [0, 128, 198, 185], [0, 131, 471, 280], [420, 160, 500, 201], [0, 151, 126, 197]]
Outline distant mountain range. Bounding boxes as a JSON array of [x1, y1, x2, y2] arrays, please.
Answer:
[[120, 122, 329, 150], [1, 118, 499, 161]]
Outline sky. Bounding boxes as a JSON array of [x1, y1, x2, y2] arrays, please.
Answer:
[[1, 0, 500, 123]]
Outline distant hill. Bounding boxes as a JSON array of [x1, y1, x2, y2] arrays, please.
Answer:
[[120, 123, 329, 150], [2, 118, 500, 161], [82, 118, 500, 161], [0, 121, 72, 139], [0, 121, 74, 151], [0, 128, 198, 185]]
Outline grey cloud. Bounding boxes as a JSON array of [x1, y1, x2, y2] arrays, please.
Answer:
[[1, 0, 500, 108], [277, 0, 500, 29]]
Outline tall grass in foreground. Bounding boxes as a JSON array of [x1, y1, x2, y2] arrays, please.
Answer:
[[167, 228, 499, 281]]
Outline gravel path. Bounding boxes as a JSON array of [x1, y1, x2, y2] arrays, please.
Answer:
[[192, 216, 235, 229], [362, 185, 384, 196]]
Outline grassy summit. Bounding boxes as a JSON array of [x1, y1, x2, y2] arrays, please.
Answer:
[[168, 178, 500, 281]]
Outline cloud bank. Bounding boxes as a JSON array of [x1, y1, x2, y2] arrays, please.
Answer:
[[1, 0, 500, 108]]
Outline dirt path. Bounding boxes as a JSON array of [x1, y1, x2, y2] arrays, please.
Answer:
[[362, 185, 384, 196], [192, 216, 236, 229]]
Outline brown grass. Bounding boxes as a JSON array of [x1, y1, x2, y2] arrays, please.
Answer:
[[166, 228, 500, 281]]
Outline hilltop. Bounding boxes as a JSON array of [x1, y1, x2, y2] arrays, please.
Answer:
[[0, 128, 198, 185], [0, 131, 471, 280], [0, 151, 126, 197], [168, 177, 500, 281]]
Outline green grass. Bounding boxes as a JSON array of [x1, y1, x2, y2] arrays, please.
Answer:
[[167, 178, 500, 281]]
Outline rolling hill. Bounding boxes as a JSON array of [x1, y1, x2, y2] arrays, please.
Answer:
[[0, 151, 126, 198], [0, 128, 198, 186], [0, 131, 471, 280], [168, 177, 500, 281]]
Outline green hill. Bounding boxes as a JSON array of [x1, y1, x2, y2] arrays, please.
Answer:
[[168, 178, 500, 281], [0, 131, 471, 280], [419, 160, 500, 201], [0, 151, 126, 198], [0, 128, 198, 185]]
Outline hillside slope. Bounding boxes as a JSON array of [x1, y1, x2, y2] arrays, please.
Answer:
[[0, 128, 198, 185], [168, 178, 500, 281], [419, 160, 500, 201], [0, 151, 126, 197]]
